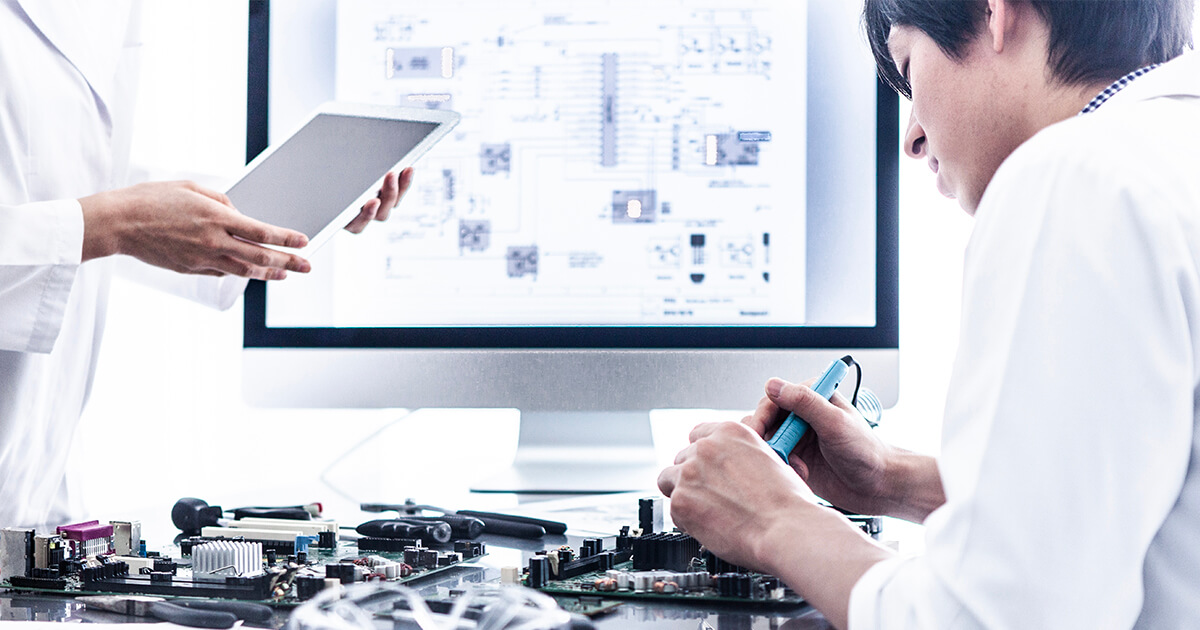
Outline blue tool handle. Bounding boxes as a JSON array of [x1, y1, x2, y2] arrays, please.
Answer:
[[766, 357, 851, 462]]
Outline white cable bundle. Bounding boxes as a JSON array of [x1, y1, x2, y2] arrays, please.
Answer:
[[286, 581, 577, 630], [192, 541, 264, 580]]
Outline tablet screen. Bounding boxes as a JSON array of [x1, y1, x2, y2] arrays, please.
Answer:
[[227, 113, 440, 239]]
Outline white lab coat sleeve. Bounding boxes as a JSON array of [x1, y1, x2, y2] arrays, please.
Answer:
[[113, 256, 249, 310], [112, 164, 249, 310], [847, 123, 1198, 629], [0, 200, 85, 353]]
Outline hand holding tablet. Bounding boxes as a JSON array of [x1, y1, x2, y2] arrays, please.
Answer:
[[225, 103, 461, 257]]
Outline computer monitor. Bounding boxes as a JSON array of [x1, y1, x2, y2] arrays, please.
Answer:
[[243, 0, 898, 493]]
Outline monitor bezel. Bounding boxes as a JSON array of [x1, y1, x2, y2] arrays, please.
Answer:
[[242, 0, 899, 351]]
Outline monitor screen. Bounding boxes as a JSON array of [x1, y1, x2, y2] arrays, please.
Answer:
[[243, 0, 897, 492]]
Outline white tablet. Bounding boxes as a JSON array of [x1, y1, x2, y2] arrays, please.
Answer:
[[225, 103, 460, 256]]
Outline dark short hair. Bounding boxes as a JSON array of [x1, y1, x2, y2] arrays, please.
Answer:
[[864, 0, 1196, 99]]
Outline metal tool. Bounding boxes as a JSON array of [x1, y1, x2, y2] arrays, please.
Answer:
[[361, 500, 567, 539], [77, 595, 273, 629]]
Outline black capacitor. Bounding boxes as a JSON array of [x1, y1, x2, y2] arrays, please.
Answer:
[[736, 574, 753, 598], [557, 548, 574, 564], [318, 530, 337, 549], [326, 563, 357, 584], [717, 573, 736, 597], [296, 575, 325, 600], [266, 549, 277, 564], [296, 552, 307, 565], [528, 556, 550, 589]]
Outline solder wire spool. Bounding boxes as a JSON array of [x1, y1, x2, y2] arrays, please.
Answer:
[[192, 541, 264, 581]]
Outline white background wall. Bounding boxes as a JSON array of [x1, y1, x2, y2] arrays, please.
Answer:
[[82, 0, 1151, 520]]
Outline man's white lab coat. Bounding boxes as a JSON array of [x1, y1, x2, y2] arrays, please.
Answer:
[[850, 52, 1200, 628], [0, 0, 241, 528]]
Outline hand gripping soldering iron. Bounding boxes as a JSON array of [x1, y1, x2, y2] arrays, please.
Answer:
[[765, 355, 853, 462]]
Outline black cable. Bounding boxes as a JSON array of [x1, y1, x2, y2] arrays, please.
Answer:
[[840, 355, 863, 407]]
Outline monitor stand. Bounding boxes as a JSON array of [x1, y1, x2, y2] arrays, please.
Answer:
[[470, 411, 660, 494]]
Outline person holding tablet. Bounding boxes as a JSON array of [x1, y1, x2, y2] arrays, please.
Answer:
[[0, 1, 408, 528]]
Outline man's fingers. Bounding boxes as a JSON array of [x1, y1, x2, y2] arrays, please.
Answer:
[[396, 167, 414, 206], [766, 378, 839, 432], [657, 465, 680, 497], [346, 198, 380, 234], [182, 181, 235, 208], [219, 236, 311, 273], [673, 442, 699, 465], [203, 255, 285, 280], [227, 214, 309, 249], [375, 171, 399, 222], [743, 396, 782, 438], [688, 422, 725, 443]]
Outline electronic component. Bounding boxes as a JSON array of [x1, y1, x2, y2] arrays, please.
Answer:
[[111, 521, 142, 557], [500, 566, 521, 585], [520, 498, 887, 608], [57, 521, 114, 558], [192, 541, 265, 581], [638, 497, 663, 534], [631, 533, 700, 572], [3, 509, 481, 606]]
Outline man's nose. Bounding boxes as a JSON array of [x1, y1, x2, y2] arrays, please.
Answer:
[[904, 110, 927, 159]]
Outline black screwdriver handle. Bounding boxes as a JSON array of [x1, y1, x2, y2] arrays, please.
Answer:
[[356, 519, 452, 544], [394, 515, 485, 539]]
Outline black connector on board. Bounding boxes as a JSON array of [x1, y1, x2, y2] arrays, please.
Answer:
[[638, 497, 664, 534]]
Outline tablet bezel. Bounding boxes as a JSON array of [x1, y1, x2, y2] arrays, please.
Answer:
[[227, 102, 461, 257]]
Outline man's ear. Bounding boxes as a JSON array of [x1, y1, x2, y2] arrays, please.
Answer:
[[986, 0, 1014, 53]]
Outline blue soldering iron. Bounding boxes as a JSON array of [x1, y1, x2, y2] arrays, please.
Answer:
[[766, 355, 854, 462]]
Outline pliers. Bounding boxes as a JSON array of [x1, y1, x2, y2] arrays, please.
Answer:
[[361, 499, 567, 539], [77, 595, 273, 628]]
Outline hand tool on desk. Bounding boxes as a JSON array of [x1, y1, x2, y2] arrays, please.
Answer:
[[361, 499, 567, 539], [77, 595, 273, 629], [172, 497, 321, 536], [356, 518, 453, 544]]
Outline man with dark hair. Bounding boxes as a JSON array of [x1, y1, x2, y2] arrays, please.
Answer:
[[659, 0, 1198, 627]]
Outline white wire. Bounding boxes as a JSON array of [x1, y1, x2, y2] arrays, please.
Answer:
[[286, 581, 573, 630], [318, 409, 415, 504]]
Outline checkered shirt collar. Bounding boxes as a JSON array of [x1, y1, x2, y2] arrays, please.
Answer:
[[1079, 64, 1161, 115]]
